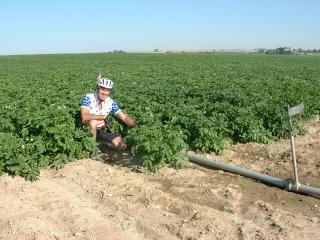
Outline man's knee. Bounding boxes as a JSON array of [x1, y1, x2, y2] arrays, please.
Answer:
[[82, 120, 98, 140], [88, 120, 98, 130], [112, 137, 127, 150]]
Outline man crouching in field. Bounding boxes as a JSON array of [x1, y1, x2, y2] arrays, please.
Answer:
[[80, 75, 138, 152]]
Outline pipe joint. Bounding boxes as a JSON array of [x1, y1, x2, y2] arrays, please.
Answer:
[[287, 179, 300, 191]]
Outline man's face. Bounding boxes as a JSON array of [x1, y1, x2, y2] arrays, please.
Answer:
[[97, 87, 111, 101]]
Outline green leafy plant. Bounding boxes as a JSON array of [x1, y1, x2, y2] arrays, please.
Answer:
[[1, 53, 319, 180], [126, 123, 188, 171]]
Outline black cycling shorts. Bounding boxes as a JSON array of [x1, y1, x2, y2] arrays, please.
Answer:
[[96, 128, 120, 143]]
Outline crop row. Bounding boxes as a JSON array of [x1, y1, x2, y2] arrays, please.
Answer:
[[0, 53, 319, 180]]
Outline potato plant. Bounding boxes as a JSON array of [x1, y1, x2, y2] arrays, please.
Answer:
[[0, 53, 319, 179]]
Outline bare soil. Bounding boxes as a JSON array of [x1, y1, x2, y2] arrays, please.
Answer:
[[1, 118, 320, 240]]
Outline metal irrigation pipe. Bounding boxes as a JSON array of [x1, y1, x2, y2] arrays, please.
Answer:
[[186, 151, 320, 199]]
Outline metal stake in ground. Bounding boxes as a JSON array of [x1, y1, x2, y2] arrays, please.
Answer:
[[285, 103, 304, 191]]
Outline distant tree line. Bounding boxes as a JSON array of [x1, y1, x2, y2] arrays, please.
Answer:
[[104, 50, 127, 53], [258, 47, 320, 55]]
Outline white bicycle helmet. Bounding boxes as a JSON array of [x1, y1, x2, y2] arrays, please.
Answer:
[[97, 78, 114, 89]]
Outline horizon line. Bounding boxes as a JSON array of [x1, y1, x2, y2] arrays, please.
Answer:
[[1, 47, 320, 57]]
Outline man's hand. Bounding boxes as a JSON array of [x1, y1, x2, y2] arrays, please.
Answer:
[[132, 122, 139, 128]]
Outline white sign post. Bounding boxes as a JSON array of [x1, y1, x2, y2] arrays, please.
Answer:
[[285, 103, 304, 190]]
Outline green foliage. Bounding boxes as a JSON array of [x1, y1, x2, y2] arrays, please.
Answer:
[[0, 53, 319, 180], [192, 114, 232, 154], [0, 132, 39, 181], [229, 108, 271, 143], [126, 123, 188, 171]]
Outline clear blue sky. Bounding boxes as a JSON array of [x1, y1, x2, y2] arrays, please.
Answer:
[[0, 0, 319, 55]]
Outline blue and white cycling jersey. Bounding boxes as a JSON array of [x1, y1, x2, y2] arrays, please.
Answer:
[[80, 93, 121, 117]]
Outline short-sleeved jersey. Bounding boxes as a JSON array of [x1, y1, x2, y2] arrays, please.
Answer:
[[80, 93, 121, 128]]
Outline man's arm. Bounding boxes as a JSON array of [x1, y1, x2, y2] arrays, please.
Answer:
[[115, 111, 138, 128], [81, 108, 106, 122]]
